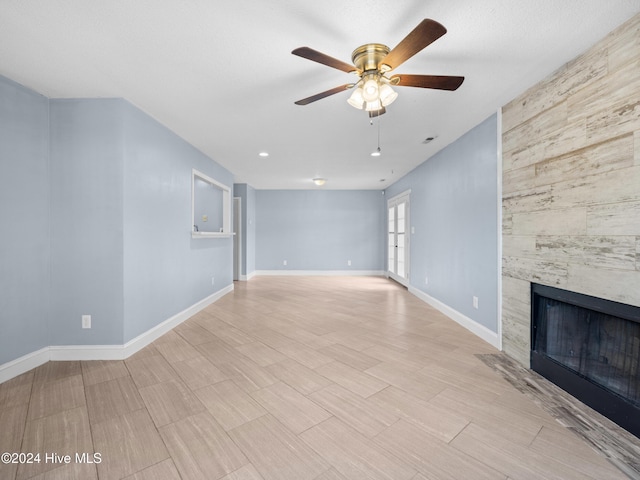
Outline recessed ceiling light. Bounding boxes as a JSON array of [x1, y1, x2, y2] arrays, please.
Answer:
[[371, 147, 381, 157], [258, 152, 269, 157], [312, 178, 326, 186]]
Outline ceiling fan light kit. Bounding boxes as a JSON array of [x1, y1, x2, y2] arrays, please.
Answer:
[[292, 19, 464, 116], [349, 46, 399, 113], [348, 73, 398, 112]]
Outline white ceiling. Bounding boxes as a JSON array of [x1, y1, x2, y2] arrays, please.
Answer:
[[1, 1, 639, 189]]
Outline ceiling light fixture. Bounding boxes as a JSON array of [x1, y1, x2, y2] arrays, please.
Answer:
[[258, 152, 269, 157], [313, 178, 326, 186], [348, 74, 398, 115]]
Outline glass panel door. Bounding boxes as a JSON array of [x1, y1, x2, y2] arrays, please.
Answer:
[[387, 192, 410, 286], [396, 203, 406, 278], [388, 207, 395, 274]]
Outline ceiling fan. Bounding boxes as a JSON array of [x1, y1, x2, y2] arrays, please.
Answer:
[[292, 19, 464, 117]]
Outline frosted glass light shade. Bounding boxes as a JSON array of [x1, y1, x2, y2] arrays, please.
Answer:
[[365, 98, 382, 111], [362, 78, 379, 102], [347, 87, 365, 109], [379, 83, 398, 107]]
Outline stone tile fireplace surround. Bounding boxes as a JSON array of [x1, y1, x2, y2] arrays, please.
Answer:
[[501, 13, 640, 368], [502, 10, 640, 376]]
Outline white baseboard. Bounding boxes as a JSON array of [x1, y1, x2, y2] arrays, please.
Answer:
[[0, 284, 234, 384], [0, 347, 50, 385], [255, 270, 385, 276], [239, 271, 257, 281], [119, 283, 234, 358], [408, 286, 500, 349]]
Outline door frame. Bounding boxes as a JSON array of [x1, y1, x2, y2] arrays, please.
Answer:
[[233, 197, 242, 281], [387, 190, 411, 287]]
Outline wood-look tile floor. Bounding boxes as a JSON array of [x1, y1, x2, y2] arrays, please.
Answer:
[[0, 276, 635, 479]]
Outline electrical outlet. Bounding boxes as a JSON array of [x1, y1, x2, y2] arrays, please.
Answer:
[[283, 260, 287, 266], [82, 314, 91, 329], [473, 296, 479, 309], [347, 260, 352, 266]]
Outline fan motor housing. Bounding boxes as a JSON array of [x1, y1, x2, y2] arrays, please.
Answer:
[[351, 43, 390, 72]]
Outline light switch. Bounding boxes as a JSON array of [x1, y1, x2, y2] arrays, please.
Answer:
[[202, 215, 208, 222]]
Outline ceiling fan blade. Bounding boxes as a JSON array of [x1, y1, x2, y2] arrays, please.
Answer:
[[294, 84, 353, 105], [379, 19, 447, 71], [394, 74, 464, 90], [292, 47, 357, 73]]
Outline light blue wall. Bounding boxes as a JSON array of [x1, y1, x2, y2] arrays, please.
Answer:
[[255, 190, 385, 271], [385, 114, 499, 332], [1, 75, 235, 366], [49, 99, 125, 345], [122, 102, 233, 342], [233, 183, 257, 277], [0, 76, 50, 364]]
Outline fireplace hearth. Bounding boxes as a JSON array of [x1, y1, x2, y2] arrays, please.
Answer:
[[531, 283, 640, 438]]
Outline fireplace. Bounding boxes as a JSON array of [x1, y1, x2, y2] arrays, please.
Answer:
[[531, 283, 640, 437]]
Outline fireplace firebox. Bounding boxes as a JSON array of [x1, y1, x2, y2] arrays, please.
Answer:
[[531, 283, 640, 438]]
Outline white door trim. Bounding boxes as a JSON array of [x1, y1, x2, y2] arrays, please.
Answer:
[[233, 197, 242, 281]]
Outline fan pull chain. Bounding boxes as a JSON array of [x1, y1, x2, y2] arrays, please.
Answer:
[[370, 114, 382, 157], [369, 114, 382, 156]]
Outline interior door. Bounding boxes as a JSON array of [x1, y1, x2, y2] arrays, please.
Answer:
[[387, 192, 410, 286]]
